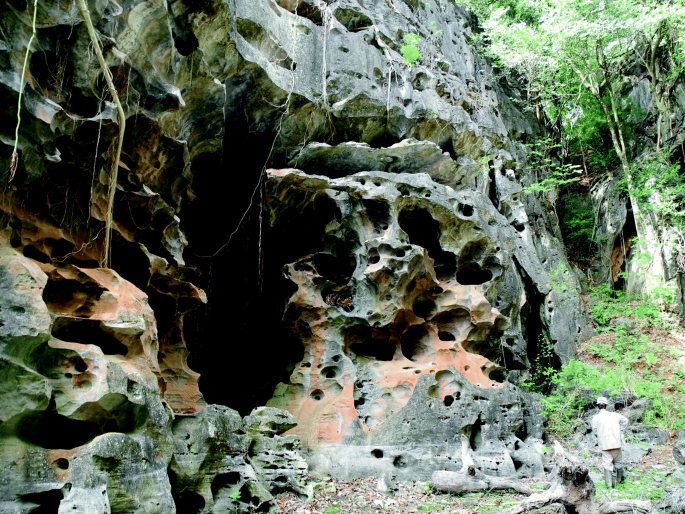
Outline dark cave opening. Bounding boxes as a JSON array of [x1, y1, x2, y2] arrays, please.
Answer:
[[612, 204, 638, 291], [517, 261, 560, 392], [185, 148, 359, 413], [398, 207, 456, 280]]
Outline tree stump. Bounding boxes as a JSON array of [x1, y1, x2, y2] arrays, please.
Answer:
[[430, 433, 536, 495], [500, 441, 595, 514]]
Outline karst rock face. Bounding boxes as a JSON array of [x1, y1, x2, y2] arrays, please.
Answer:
[[0, 0, 593, 509], [264, 162, 547, 480], [0, 247, 308, 513]]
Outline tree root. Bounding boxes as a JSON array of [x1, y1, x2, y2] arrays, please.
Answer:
[[76, 0, 126, 268]]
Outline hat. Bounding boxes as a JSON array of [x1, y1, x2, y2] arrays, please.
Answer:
[[597, 396, 608, 405]]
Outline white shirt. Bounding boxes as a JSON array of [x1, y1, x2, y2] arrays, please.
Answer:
[[591, 409, 629, 450]]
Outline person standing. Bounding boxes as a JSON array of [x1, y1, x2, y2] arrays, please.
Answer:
[[591, 396, 629, 488]]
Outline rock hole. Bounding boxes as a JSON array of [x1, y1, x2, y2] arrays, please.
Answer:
[[75, 361, 88, 373], [412, 296, 436, 319], [512, 221, 525, 232], [332, 355, 341, 362], [401, 324, 430, 361], [371, 449, 384, 459], [393, 455, 407, 468], [398, 208, 456, 280], [302, 362, 311, 368], [333, 8, 373, 31], [55, 458, 69, 470], [489, 369, 506, 383], [321, 366, 340, 379], [340, 47, 349, 53], [310, 389, 324, 401], [444, 395, 454, 407], [463, 365, 470, 371], [370, 255, 380, 264], [458, 203, 474, 217], [345, 325, 395, 361], [211, 472, 242, 497], [52, 317, 128, 356], [438, 331, 456, 341], [456, 263, 493, 285], [19, 489, 65, 513]]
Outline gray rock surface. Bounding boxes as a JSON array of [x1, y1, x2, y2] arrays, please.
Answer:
[[675, 430, 685, 465], [0, 247, 308, 513], [264, 167, 550, 479]]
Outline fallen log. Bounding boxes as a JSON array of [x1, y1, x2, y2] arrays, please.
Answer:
[[599, 500, 651, 514], [500, 441, 595, 514], [430, 434, 535, 495], [431, 469, 536, 495]]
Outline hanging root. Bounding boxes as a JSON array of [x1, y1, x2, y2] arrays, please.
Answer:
[[76, 0, 126, 269], [8, 0, 39, 184]]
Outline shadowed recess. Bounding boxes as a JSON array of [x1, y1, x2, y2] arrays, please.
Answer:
[[398, 208, 456, 280]]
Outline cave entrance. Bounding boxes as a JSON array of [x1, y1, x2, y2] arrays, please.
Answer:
[[516, 261, 560, 393], [186, 182, 360, 414], [611, 204, 638, 291]]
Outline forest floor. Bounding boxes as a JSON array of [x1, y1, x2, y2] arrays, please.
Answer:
[[275, 448, 684, 514]]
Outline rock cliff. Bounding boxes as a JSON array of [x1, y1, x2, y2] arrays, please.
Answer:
[[0, 0, 593, 511]]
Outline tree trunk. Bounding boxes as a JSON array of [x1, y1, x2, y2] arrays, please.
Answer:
[[599, 500, 651, 514], [430, 434, 536, 496]]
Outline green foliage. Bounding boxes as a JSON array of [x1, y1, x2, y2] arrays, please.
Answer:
[[558, 194, 597, 265], [622, 151, 685, 234], [521, 138, 581, 197], [566, 92, 622, 173], [586, 285, 685, 430], [401, 33, 423, 66]]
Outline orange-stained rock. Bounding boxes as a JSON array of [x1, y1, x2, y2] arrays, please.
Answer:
[[265, 169, 547, 480]]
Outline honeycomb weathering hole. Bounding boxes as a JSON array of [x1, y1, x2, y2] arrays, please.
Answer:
[[444, 395, 454, 407], [458, 203, 474, 217], [371, 449, 384, 459], [438, 331, 456, 342], [310, 389, 324, 401], [52, 317, 128, 356], [398, 208, 456, 280], [456, 263, 493, 285], [401, 325, 429, 361]]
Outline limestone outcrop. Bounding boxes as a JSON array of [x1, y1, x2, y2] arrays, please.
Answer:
[[0, 248, 307, 513], [0, 0, 597, 507], [264, 165, 548, 479]]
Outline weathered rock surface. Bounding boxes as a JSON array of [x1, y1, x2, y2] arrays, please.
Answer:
[[264, 166, 549, 479], [675, 430, 685, 465], [0, 247, 308, 513], [0, 246, 176, 512], [0, 0, 598, 504]]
